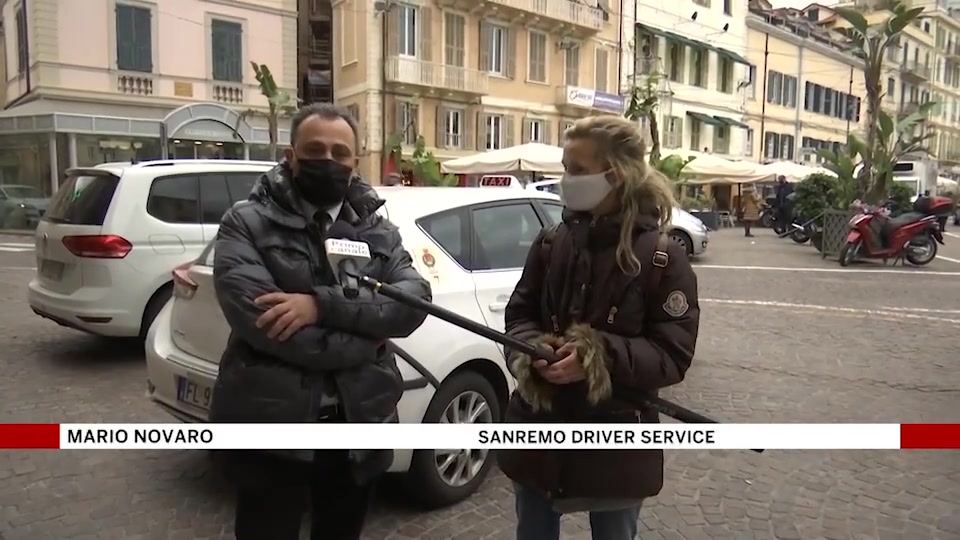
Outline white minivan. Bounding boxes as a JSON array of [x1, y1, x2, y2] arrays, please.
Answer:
[[28, 160, 275, 338]]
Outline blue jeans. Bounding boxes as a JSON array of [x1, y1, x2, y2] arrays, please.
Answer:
[[514, 484, 641, 540]]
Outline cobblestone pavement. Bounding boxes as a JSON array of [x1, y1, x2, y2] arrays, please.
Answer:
[[1, 229, 958, 540]]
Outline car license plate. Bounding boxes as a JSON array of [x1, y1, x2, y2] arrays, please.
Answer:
[[39, 259, 64, 281], [176, 376, 212, 410]]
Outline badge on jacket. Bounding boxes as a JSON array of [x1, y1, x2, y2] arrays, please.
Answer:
[[663, 290, 689, 318]]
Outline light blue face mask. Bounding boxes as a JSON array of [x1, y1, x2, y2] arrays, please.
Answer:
[[560, 170, 614, 211]]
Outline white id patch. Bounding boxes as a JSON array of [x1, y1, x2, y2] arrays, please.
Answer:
[[662, 290, 689, 318]]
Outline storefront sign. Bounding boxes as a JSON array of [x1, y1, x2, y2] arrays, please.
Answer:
[[562, 86, 624, 114], [173, 119, 239, 143]]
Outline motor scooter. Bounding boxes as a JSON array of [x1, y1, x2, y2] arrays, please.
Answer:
[[838, 200, 947, 267]]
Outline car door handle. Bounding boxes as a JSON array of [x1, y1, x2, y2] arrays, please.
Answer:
[[488, 302, 507, 312]]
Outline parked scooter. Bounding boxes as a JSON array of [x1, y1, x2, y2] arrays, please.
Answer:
[[838, 197, 952, 267]]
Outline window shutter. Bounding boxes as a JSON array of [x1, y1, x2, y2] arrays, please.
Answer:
[[116, 7, 131, 70], [230, 23, 242, 82], [386, 8, 401, 56], [504, 115, 515, 147], [478, 113, 489, 150], [464, 109, 474, 150], [419, 8, 432, 62], [135, 9, 153, 72], [479, 23, 491, 72], [522, 119, 530, 143], [505, 28, 517, 79], [543, 121, 553, 145], [436, 106, 446, 148], [395, 101, 406, 136]]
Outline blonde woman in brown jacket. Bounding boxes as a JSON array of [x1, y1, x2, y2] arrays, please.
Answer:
[[740, 184, 763, 237]]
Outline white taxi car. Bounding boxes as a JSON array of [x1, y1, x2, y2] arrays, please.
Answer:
[[146, 187, 563, 508]]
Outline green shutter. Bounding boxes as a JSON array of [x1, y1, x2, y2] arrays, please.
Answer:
[[116, 5, 151, 72], [212, 20, 243, 83]]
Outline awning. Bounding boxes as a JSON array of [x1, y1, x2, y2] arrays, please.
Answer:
[[635, 22, 666, 38], [686, 111, 725, 126], [715, 47, 752, 66], [713, 115, 750, 129]]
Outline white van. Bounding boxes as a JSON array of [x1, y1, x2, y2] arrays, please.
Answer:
[[28, 159, 275, 338]]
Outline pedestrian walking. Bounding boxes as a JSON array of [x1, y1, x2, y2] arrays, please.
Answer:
[[498, 115, 701, 540], [209, 103, 432, 540], [740, 183, 762, 237]]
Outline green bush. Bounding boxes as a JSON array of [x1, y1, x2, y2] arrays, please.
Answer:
[[888, 182, 914, 212], [793, 173, 840, 219]]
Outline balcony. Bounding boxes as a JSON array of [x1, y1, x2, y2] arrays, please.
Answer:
[[385, 57, 488, 96], [901, 60, 931, 81], [947, 42, 960, 60], [116, 74, 154, 96], [555, 85, 624, 115], [211, 83, 244, 104], [437, 0, 605, 35], [902, 101, 922, 115]]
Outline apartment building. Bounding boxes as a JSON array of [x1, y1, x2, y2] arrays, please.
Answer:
[[625, 0, 753, 159], [825, 0, 960, 176], [331, 0, 623, 181], [745, 1, 867, 165], [0, 0, 297, 195]]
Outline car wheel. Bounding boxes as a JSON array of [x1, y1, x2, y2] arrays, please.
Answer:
[[668, 230, 693, 256], [140, 284, 172, 340], [404, 371, 500, 509]]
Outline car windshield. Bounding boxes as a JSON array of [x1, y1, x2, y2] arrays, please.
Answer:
[[2, 186, 45, 198]]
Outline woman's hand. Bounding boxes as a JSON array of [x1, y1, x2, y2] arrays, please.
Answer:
[[535, 342, 586, 385]]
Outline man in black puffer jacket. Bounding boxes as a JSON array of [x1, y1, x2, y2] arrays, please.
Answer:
[[210, 103, 431, 540]]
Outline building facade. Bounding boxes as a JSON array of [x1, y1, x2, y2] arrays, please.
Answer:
[[0, 0, 297, 195], [331, 0, 627, 181], [624, 0, 753, 160], [745, 2, 868, 165]]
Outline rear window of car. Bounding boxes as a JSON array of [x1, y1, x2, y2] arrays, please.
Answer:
[[44, 173, 120, 226]]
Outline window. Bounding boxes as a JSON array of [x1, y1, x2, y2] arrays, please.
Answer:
[[744, 128, 753, 156], [45, 174, 120, 226], [763, 132, 795, 160], [723, 0, 732, 15], [689, 118, 701, 150], [664, 116, 683, 148], [480, 23, 511, 77], [595, 48, 609, 92], [765, 71, 796, 107], [690, 48, 707, 88], [15, 5, 28, 74], [147, 176, 199, 224], [471, 204, 544, 271], [718, 56, 733, 93], [398, 4, 417, 57], [524, 118, 546, 143], [564, 46, 580, 86], [482, 114, 506, 150], [559, 120, 575, 142], [528, 31, 547, 83], [543, 203, 564, 225], [444, 12, 465, 67], [887, 77, 896, 100], [199, 175, 232, 224], [226, 173, 260, 201], [713, 125, 730, 154], [418, 209, 468, 268], [667, 40, 685, 83], [116, 5, 152, 72], [397, 102, 419, 145], [211, 20, 243, 82], [803, 82, 861, 120], [747, 65, 756, 99], [438, 108, 463, 148], [693, 0, 710, 7]]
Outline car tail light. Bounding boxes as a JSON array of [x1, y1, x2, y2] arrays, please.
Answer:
[[172, 261, 198, 300], [61, 235, 132, 258]]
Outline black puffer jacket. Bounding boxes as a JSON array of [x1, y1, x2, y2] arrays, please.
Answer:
[[209, 164, 431, 477]]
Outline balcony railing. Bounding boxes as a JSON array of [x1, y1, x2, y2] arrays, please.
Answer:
[[385, 57, 488, 95], [479, 0, 604, 31], [117, 74, 154, 96], [901, 61, 931, 80], [212, 83, 244, 104], [947, 42, 960, 59]]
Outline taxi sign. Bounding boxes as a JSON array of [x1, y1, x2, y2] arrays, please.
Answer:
[[479, 175, 519, 187]]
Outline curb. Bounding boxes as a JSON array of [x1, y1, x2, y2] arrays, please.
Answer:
[[0, 230, 35, 237]]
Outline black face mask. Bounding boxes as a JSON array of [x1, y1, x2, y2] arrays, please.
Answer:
[[292, 158, 353, 207]]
